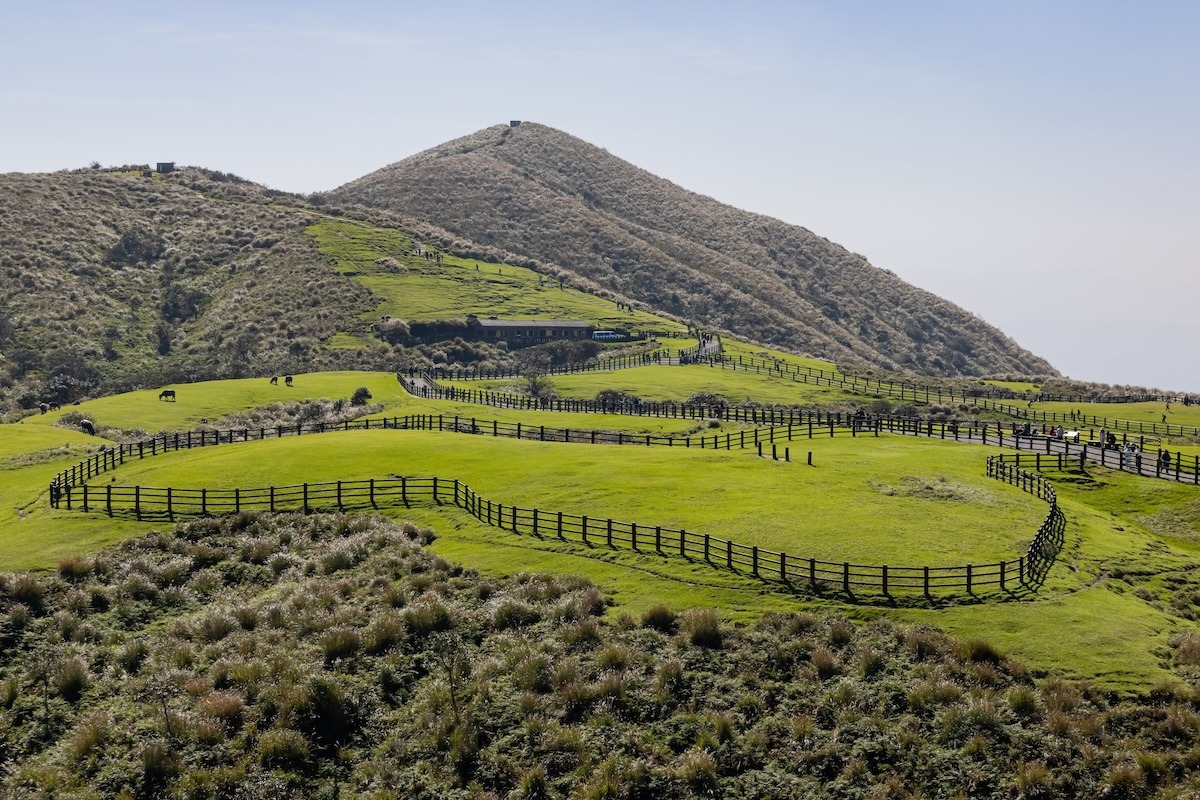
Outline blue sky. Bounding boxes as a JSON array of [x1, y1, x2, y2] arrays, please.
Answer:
[[4, 1, 1197, 390]]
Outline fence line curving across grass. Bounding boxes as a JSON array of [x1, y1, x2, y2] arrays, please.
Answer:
[[46, 414, 1064, 599], [52, 464, 1061, 598]]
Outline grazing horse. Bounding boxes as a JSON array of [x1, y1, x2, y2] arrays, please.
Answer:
[[159, 389, 176, 401], [49, 402, 60, 411], [284, 375, 294, 386], [270, 376, 278, 385], [80, 419, 96, 435], [38, 403, 48, 414]]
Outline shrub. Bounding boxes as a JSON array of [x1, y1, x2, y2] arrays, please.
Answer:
[[514, 655, 552, 693], [1008, 685, 1040, 718], [676, 749, 719, 794], [1013, 762, 1053, 798], [321, 627, 362, 664], [492, 599, 541, 630], [197, 613, 237, 643], [117, 642, 149, 671], [563, 618, 601, 646], [58, 557, 93, 582], [66, 712, 109, 763], [655, 658, 685, 699], [141, 740, 180, 792], [1175, 632, 1200, 666], [201, 691, 246, 731], [366, 613, 405, 654], [515, 765, 549, 799], [404, 601, 452, 637], [1, 678, 19, 710], [320, 549, 355, 575], [234, 606, 258, 631], [55, 657, 90, 702], [828, 618, 855, 646], [8, 574, 45, 610], [640, 603, 676, 632], [1105, 763, 1144, 798], [811, 647, 841, 680], [595, 643, 633, 672], [903, 628, 946, 661], [351, 387, 372, 406], [857, 647, 886, 678], [8, 603, 29, 630], [681, 609, 722, 648], [956, 637, 1004, 665], [258, 728, 309, 769]]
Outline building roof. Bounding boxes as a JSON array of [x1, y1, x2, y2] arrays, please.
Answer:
[[473, 319, 593, 329]]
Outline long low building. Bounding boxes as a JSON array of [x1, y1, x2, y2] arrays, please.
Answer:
[[467, 315, 595, 342]]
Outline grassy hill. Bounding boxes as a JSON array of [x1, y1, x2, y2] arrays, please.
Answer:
[[331, 122, 1057, 379], [0, 168, 680, 418]]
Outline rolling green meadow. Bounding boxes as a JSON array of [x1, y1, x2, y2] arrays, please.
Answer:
[[5, 365, 1200, 692]]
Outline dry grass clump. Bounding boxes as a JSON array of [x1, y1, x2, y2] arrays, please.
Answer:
[[680, 608, 722, 648]]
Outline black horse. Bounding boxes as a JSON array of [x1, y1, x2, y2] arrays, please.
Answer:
[[159, 389, 176, 401]]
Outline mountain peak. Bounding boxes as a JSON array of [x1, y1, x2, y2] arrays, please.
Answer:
[[333, 126, 1055, 377]]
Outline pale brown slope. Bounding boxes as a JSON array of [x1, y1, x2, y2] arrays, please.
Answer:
[[333, 123, 1056, 377]]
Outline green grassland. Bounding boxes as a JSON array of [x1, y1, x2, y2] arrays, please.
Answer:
[[1037, 398, 1200, 430], [4, 366, 1200, 690], [307, 218, 682, 332], [88, 430, 1043, 568], [446, 363, 874, 407]]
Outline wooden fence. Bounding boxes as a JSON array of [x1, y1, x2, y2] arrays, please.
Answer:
[[52, 462, 1060, 597], [48, 417, 1063, 599], [404, 371, 1200, 484], [466, 345, 1199, 440]]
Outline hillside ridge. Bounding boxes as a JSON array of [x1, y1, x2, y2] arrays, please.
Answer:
[[333, 122, 1056, 378]]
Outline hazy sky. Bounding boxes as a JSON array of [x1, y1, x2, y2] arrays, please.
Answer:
[[4, 1, 1197, 390]]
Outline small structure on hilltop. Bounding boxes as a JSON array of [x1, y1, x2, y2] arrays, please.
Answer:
[[466, 314, 593, 343], [156, 162, 175, 174], [510, 120, 522, 127]]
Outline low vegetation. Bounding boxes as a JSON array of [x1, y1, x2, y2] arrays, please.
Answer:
[[3, 513, 1200, 799]]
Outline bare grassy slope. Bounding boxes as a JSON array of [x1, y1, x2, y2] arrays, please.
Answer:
[[0, 168, 376, 408], [333, 123, 1056, 377]]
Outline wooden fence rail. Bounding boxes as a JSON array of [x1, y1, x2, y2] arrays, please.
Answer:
[[459, 345, 1200, 439], [52, 461, 1060, 597]]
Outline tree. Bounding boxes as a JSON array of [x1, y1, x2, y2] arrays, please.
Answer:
[[524, 372, 555, 402], [351, 387, 372, 406]]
